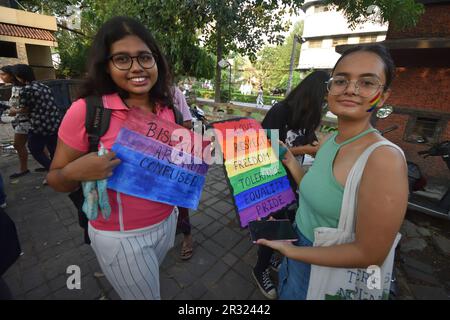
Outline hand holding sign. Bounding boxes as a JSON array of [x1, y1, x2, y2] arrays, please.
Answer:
[[64, 151, 121, 181], [211, 118, 296, 227], [107, 107, 209, 209]]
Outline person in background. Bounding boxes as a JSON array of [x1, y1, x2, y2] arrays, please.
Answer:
[[0, 65, 32, 179], [14, 64, 61, 175], [0, 172, 6, 208], [172, 86, 195, 260], [252, 71, 329, 299], [0, 172, 21, 300], [0, 67, 11, 120], [256, 85, 264, 107]]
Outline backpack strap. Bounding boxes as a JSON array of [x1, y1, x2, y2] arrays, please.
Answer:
[[85, 95, 112, 152], [172, 106, 184, 126]]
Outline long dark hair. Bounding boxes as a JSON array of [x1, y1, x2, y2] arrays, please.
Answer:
[[1, 65, 21, 86], [12, 64, 36, 84], [79, 16, 174, 107], [332, 44, 395, 91], [284, 71, 329, 142]]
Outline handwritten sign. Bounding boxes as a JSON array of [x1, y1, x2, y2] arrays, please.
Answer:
[[107, 107, 209, 209], [212, 118, 296, 227]]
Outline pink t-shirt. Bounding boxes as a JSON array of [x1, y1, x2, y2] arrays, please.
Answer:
[[58, 93, 175, 231]]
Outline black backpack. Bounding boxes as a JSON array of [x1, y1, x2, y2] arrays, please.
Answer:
[[68, 96, 184, 244], [0, 208, 21, 276]]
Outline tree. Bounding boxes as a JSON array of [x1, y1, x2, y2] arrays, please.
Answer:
[[192, 0, 424, 102], [192, 0, 301, 101], [88, 0, 215, 78], [20, 0, 424, 88], [19, 0, 215, 79], [324, 0, 424, 30], [255, 21, 303, 93]]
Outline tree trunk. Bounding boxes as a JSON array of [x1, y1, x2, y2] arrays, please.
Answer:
[[286, 35, 298, 95], [214, 26, 223, 103]]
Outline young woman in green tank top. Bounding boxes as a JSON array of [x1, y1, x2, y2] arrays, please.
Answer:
[[257, 44, 408, 300]]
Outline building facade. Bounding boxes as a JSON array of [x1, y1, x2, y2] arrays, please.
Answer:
[[0, 3, 58, 80], [337, 0, 450, 183], [298, 0, 388, 72]]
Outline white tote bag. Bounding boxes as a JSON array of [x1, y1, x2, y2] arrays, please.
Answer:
[[306, 141, 403, 300]]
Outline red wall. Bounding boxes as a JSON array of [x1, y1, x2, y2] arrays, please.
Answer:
[[387, 4, 450, 39], [388, 67, 450, 112], [376, 115, 450, 182], [380, 3, 450, 183]]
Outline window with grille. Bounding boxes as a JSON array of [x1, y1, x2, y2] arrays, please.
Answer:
[[405, 116, 441, 144]]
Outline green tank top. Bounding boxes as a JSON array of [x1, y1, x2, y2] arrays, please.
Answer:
[[296, 128, 378, 242]]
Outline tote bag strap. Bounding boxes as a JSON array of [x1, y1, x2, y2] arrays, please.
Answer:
[[338, 140, 405, 232]]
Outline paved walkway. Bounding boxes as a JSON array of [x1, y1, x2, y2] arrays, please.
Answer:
[[1, 123, 449, 300]]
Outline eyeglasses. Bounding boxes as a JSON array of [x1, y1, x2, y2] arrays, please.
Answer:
[[109, 52, 156, 70], [326, 76, 384, 98]]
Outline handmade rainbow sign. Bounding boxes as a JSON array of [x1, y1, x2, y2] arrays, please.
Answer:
[[107, 107, 210, 209], [211, 118, 296, 227]]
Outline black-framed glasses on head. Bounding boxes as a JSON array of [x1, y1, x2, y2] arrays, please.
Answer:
[[326, 76, 384, 98], [109, 52, 157, 70]]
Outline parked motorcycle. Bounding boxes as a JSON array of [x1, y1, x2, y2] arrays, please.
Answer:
[[407, 141, 450, 220], [182, 89, 208, 134], [190, 104, 207, 134], [376, 106, 450, 220]]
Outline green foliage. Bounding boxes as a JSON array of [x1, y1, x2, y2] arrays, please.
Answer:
[[19, 0, 424, 82], [21, 0, 215, 79], [323, 0, 424, 31], [255, 21, 303, 92], [199, 0, 304, 60], [54, 29, 90, 78]]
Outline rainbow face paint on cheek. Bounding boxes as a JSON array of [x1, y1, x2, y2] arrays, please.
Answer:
[[366, 92, 381, 112]]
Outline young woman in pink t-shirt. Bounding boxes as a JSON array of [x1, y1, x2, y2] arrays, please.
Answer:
[[47, 16, 180, 300]]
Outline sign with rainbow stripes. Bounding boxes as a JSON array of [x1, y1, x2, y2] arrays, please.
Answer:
[[212, 118, 296, 227], [107, 107, 209, 209]]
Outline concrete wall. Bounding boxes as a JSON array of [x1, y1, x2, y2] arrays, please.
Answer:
[[0, 7, 57, 31], [0, 41, 28, 66], [299, 35, 386, 70], [298, 1, 387, 70]]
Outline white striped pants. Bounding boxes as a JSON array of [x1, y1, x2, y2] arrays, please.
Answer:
[[88, 208, 178, 300]]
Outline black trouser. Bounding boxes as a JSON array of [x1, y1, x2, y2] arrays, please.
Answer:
[[28, 133, 57, 170], [176, 207, 191, 235], [0, 277, 13, 300], [254, 207, 296, 273]]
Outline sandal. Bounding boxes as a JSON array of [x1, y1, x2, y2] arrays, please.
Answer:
[[180, 242, 193, 260], [9, 170, 30, 179]]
